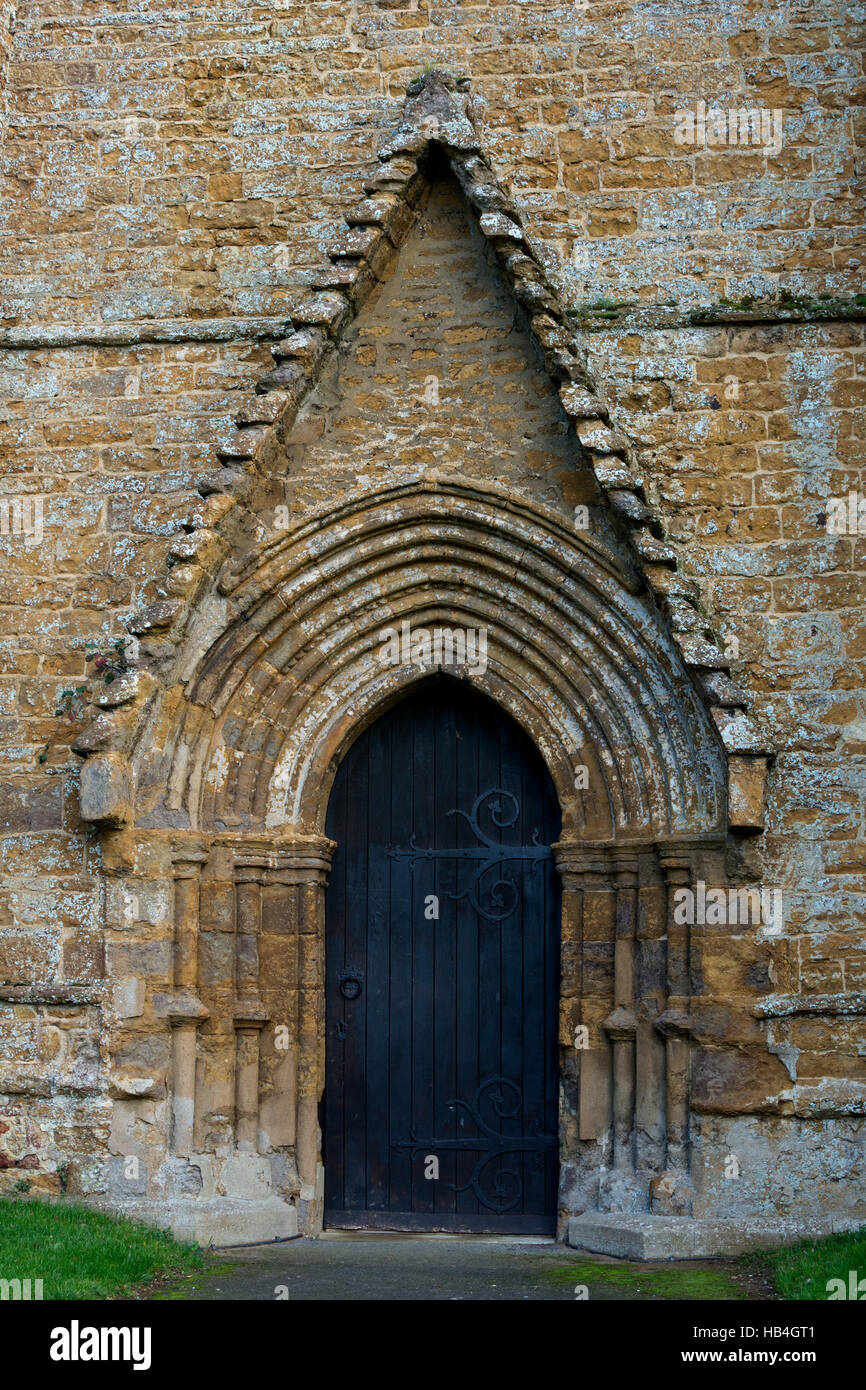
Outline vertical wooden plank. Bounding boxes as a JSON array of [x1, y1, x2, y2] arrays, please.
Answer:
[[476, 690, 504, 1219], [410, 688, 436, 1217], [544, 782, 562, 1220], [342, 733, 370, 1213], [365, 711, 391, 1211], [387, 691, 414, 1215], [431, 684, 457, 1220], [499, 701, 529, 1216], [453, 684, 480, 1218], [324, 752, 348, 1214]]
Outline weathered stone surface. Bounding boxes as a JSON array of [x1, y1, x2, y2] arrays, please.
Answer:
[[676, 636, 730, 669], [79, 755, 132, 827], [0, 34, 862, 1251], [696, 670, 750, 708], [692, 1046, 791, 1115], [728, 754, 769, 830], [479, 212, 524, 242], [712, 711, 769, 754], [568, 1212, 854, 1260], [97, 1197, 297, 1248], [559, 387, 609, 421], [127, 602, 184, 636]]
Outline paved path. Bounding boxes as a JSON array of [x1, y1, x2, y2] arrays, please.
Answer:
[[181, 1234, 653, 1301]]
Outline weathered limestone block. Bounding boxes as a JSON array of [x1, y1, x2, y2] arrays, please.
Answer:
[[312, 260, 380, 307], [591, 457, 641, 494], [271, 328, 327, 369], [479, 212, 524, 242], [71, 714, 123, 755], [728, 755, 768, 831], [109, 1071, 165, 1100], [607, 489, 653, 524], [289, 293, 350, 338], [633, 534, 678, 565], [713, 711, 768, 755], [79, 755, 132, 827], [676, 636, 730, 669], [363, 155, 421, 198], [235, 393, 288, 427], [217, 429, 265, 463], [127, 601, 184, 636], [574, 420, 629, 455], [559, 386, 609, 420], [255, 359, 306, 399], [166, 529, 223, 571], [691, 1046, 792, 1115], [666, 596, 707, 633], [696, 670, 750, 708]]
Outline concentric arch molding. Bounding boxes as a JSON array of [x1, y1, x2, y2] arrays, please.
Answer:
[[130, 475, 728, 842]]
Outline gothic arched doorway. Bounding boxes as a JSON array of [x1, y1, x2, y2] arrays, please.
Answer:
[[323, 678, 562, 1232]]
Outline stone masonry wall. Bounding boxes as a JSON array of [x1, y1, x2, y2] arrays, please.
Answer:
[[586, 317, 866, 1217], [281, 175, 605, 526], [0, 0, 863, 1222], [587, 320, 866, 1003], [0, 0, 861, 326]]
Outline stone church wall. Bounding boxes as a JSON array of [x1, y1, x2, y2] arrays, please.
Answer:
[[0, 2, 862, 1244]]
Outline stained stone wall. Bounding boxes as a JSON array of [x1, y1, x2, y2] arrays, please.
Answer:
[[588, 314, 866, 1224], [0, 1, 861, 321], [282, 174, 605, 523], [0, 1, 863, 1247]]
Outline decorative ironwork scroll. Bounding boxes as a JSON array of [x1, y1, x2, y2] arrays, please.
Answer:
[[394, 1076, 557, 1213], [388, 787, 552, 923]]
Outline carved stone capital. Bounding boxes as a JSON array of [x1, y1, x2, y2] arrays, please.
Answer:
[[603, 1005, 638, 1041], [232, 1001, 269, 1029], [654, 1005, 693, 1039], [154, 991, 210, 1026], [218, 832, 336, 886], [552, 838, 615, 885], [169, 835, 209, 875]]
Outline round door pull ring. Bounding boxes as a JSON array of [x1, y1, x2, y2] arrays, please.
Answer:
[[340, 977, 362, 1000]]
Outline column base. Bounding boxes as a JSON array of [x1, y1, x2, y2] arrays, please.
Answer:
[[597, 1168, 648, 1214], [649, 1169, 695, 1215]]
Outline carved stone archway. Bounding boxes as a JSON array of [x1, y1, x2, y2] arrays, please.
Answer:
[[85, 478, 731, 1242]]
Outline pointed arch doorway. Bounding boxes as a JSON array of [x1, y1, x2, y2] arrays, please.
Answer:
[[323, 678, 562, 1233]]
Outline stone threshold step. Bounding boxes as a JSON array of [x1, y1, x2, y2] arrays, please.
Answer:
[[89, 1196, 297, 1249], [568, 1212, 862, 1261]]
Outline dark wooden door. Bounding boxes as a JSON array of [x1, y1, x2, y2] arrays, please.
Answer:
[[324, 678, 561, 1233]]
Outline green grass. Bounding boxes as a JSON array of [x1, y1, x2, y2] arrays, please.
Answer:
[[545, 1256, 745, 1300], [0, 1196, 205, 1300], [744, 1226, 866, 1302]]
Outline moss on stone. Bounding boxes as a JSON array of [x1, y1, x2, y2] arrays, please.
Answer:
[[544, 1256, 747, 1300]]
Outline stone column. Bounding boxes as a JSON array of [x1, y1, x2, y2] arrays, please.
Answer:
[[634, 863, 667, 1178], [258, 866, 301, 1152], [553, 842, 615, 1212], [167, 843, 209, 1158], [604, 852, 639, 1183], [294, 843, 334, 1233], [226, 835, 334, 1231], [258, 840, 334, 1167], [652, 843, 697, 1215], [232, 865, 268, 1152]]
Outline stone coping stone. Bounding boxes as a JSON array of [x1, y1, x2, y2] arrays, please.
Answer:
[[90, 1196, 297, 1249], [567, 1212, 861, 1261]]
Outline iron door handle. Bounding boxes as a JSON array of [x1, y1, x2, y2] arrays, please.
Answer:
[[340, 976, 362, 1000]]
